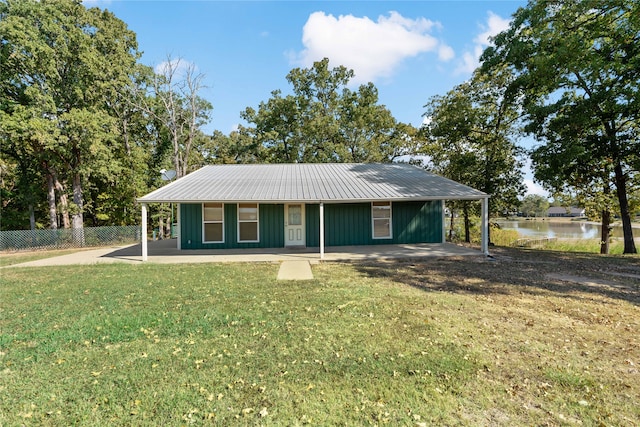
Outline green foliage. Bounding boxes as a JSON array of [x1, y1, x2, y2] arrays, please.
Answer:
[[540, 239, 628, 255], [423, 71, 526, 215], [422, 69, 525, 244], [195, 129, 263, 165], [0, 0, 150, 230], [240, 58, 419, 163], [519, 194, 550, 217], [481, 0, 639, 253], [446, 215, 519, 247], [490, 227, 521, 247], [0, 1, 191, 230]]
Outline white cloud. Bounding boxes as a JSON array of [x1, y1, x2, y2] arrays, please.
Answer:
[[456, 11, 510, 74], [438, 44, 455, 62], [474, 11, 511, 47], [154, 58, 197, 78], [291, 11, 453, 84]]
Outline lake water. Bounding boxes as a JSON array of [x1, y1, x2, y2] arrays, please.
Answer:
[[494, 219, 628, 239]]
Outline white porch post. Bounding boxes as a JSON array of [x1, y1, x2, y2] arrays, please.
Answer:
[[481, 197, 489, 256], [176, 203, 181, 250], [319, 202, 325, 260], [141, 203, 148, 261]]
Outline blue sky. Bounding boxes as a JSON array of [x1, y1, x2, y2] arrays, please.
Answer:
[[87, 0, 544, 195]]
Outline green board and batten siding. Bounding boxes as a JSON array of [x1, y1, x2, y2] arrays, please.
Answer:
[[306, 201, 442, 247], [180, 201, 442, 249], [180, 203, 284, 249]]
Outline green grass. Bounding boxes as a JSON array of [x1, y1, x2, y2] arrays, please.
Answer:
[[541, 238, 628, 254], [1, 258, 638, 425]]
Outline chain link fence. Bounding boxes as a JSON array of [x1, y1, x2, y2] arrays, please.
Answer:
[[0, 226, 141, 251]]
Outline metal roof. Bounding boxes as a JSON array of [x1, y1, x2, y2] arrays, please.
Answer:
[[137, 163, 488, 203]]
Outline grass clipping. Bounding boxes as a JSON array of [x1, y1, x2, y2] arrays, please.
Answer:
[[0, 248, 638, 425]]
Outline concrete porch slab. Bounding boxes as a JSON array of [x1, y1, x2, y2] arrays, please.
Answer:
[[4, 239, 485, 268], [277, 261, 314, 281]]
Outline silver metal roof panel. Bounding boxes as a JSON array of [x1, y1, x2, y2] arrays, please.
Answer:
[[138, 163, 488, 203]]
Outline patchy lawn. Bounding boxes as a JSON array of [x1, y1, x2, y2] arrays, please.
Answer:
[[0, 248, 638, 425]]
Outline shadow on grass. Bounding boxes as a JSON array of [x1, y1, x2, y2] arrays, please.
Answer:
[[353, 247, 640, 306]]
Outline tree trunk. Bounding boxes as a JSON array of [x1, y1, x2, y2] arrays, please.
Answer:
[[52, 173, 71, 229], [29, 203, 36, 231], [72, 172, 84, 229], [174, 137, 182, 178], [463, 202, 471, 243], [448, 207, 455, 241], [613, 162, 637, 254], [47, 173, 58, 230], [72, 172, 85, 246], [600, 208, 610, 255]]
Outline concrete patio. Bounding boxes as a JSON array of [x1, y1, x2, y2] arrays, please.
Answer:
[[6, 238, 485, 267]]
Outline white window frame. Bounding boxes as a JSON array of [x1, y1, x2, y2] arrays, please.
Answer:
[[237, 203, 259, 243], [203, 203, 224, 243], [372, 201, 392, 239]]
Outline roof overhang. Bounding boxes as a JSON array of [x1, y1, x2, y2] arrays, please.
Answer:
[[137, 163, 489, 204]]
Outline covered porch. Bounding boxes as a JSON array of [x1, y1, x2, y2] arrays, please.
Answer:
[[140, 198, 490, 262], [112, 238, 484, 264], [137, 164, 491, 261]]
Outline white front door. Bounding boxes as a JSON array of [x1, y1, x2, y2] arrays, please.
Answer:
[[285, 204, 305, 247]]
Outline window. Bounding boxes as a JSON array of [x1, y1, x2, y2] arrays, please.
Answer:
[[238, 203, 259, 242], [372, 201, 392, 239], [203, 203, 224, 243]]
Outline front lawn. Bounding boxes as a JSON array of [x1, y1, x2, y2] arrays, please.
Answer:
[[1, 250, 638, 425]]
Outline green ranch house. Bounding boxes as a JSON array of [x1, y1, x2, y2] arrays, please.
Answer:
[[137, 163, 490, 261]]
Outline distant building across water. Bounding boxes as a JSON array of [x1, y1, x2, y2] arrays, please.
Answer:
[[547, 206, 586, 218]]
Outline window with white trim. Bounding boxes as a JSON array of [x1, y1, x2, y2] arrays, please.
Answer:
[[238, 203, 259, 242], [203, 203, 224, 243], [372, 201, 392, 239]]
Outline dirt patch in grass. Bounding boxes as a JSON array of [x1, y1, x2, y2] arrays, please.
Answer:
[[356, 246, 639, 303], [352, 247, 639, 425]]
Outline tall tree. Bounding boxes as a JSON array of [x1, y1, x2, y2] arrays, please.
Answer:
[[530, 121, 618, 253], [422, 71, 526, 241], [138, 57, 213, 178], [242, 58, 417, 163], [0, 0, 142, 232], [481, 0, 639, 253]]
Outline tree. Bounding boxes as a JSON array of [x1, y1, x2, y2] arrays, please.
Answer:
[[195, 129, 263, 165], [422, 71, 526, 242], [86, 63, 160, 226], [519, 194, 549, 218], [530, 124, 618, 253], [481, 0, 639, 253], [138, 57, 213, 178], [1, 0, 143, 233], [241, 58, 417, 163]]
